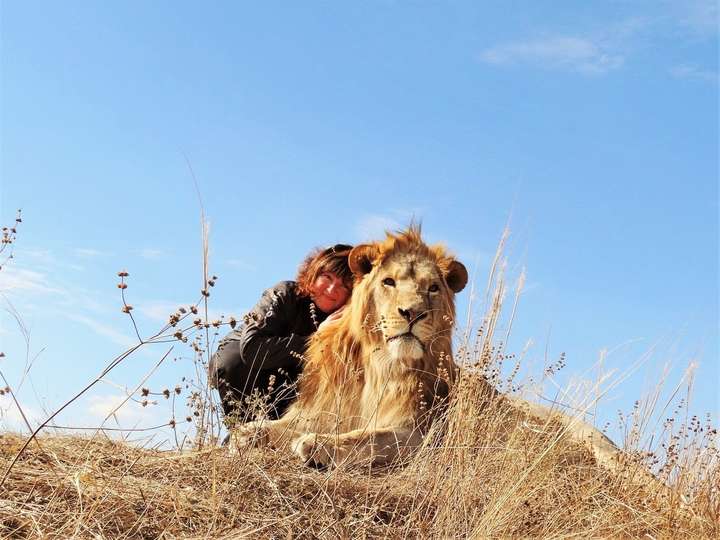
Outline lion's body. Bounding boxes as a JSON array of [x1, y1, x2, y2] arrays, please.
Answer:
[[232, 228, 650, 477]]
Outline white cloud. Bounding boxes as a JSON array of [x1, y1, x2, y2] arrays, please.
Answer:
[[669, 64, 717, 83], [670, 0, 718, 37], [0, 267, 143, 358], [0, 267, 66, 296], [138, 248, 166, 260], [137, 300, 185, 324], [480, 36, 624, 75], [16, 248, 85, 272], [74, 248, 113, 258], [18, 248, 54, 262], [137, 300, 238, 326], [0, 394, 44, 432], [453, 246, 494, 270], [75, 393, 182, 448], [226, 258, 257, 271], [478, 6, 716, 78], [65, 313, 138, 348], [355, 214, 403, 241], [86, 393, 160, 424]]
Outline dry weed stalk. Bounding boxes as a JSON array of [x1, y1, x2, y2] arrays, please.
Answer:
[[0, 209, 22, 272]]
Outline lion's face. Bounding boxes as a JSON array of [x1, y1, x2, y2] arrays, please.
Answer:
[[348, 230, 468, 366], [372, 252, 449, 361]]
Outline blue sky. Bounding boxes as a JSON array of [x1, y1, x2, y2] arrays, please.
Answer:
[[0, 1, 717, 446]]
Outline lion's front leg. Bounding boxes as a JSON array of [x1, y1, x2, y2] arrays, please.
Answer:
[[228, 417, 303, 454], [291, 426, 423, 469]]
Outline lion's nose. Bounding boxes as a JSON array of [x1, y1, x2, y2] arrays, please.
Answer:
[[398, 307, 428, 324]]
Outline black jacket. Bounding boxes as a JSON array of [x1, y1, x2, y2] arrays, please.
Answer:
[[208, 281, 326, 389]]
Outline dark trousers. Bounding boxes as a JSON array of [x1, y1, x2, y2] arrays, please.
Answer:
[[209, 340, 301, 424]]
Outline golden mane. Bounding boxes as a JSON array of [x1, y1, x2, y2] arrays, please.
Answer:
[[293, 225, 461, 435]]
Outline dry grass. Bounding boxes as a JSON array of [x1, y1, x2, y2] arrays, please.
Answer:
[[1, 364, 717, 539], [1, 218, 717, 538]]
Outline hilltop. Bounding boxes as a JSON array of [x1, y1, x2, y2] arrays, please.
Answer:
[[1, 374, 717, 538]]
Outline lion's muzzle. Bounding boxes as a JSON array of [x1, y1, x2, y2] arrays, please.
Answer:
[[397, 307, 428, 325]]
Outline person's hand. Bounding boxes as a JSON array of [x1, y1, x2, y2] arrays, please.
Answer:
[[318, 305, 346, 330]]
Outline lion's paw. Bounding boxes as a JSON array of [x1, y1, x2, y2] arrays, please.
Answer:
[[291, 433, 337, 469], [228, 423, 269, 455]]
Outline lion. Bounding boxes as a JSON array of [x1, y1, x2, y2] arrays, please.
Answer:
[[231, 227, 639, 475]]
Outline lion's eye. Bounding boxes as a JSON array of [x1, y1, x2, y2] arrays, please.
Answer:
[[383, 277, 396, 287], [429, 283, 440, 293]]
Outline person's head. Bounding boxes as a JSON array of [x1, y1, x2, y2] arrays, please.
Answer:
[[297, 244, 354, 313]]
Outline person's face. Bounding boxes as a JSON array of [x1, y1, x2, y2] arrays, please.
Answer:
[[311, 271, 350, 314]]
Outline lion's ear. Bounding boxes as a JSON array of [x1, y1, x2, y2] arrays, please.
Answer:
[[349, 244, 379, 277], [445, 260, 468, 293]]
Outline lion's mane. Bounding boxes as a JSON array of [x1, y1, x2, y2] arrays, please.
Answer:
[[284, 226, 466, 440]]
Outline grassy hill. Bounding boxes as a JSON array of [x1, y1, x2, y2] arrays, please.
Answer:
[[1, 221, 716, 538], [1, 371, 717, 539]]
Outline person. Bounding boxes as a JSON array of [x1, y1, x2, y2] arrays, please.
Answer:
[[208, 244, 354, 426]]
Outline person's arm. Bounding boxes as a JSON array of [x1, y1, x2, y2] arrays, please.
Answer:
[[216, 283, 308, 374]]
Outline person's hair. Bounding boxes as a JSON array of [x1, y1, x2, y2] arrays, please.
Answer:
[[296, 244, 354, 298]]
